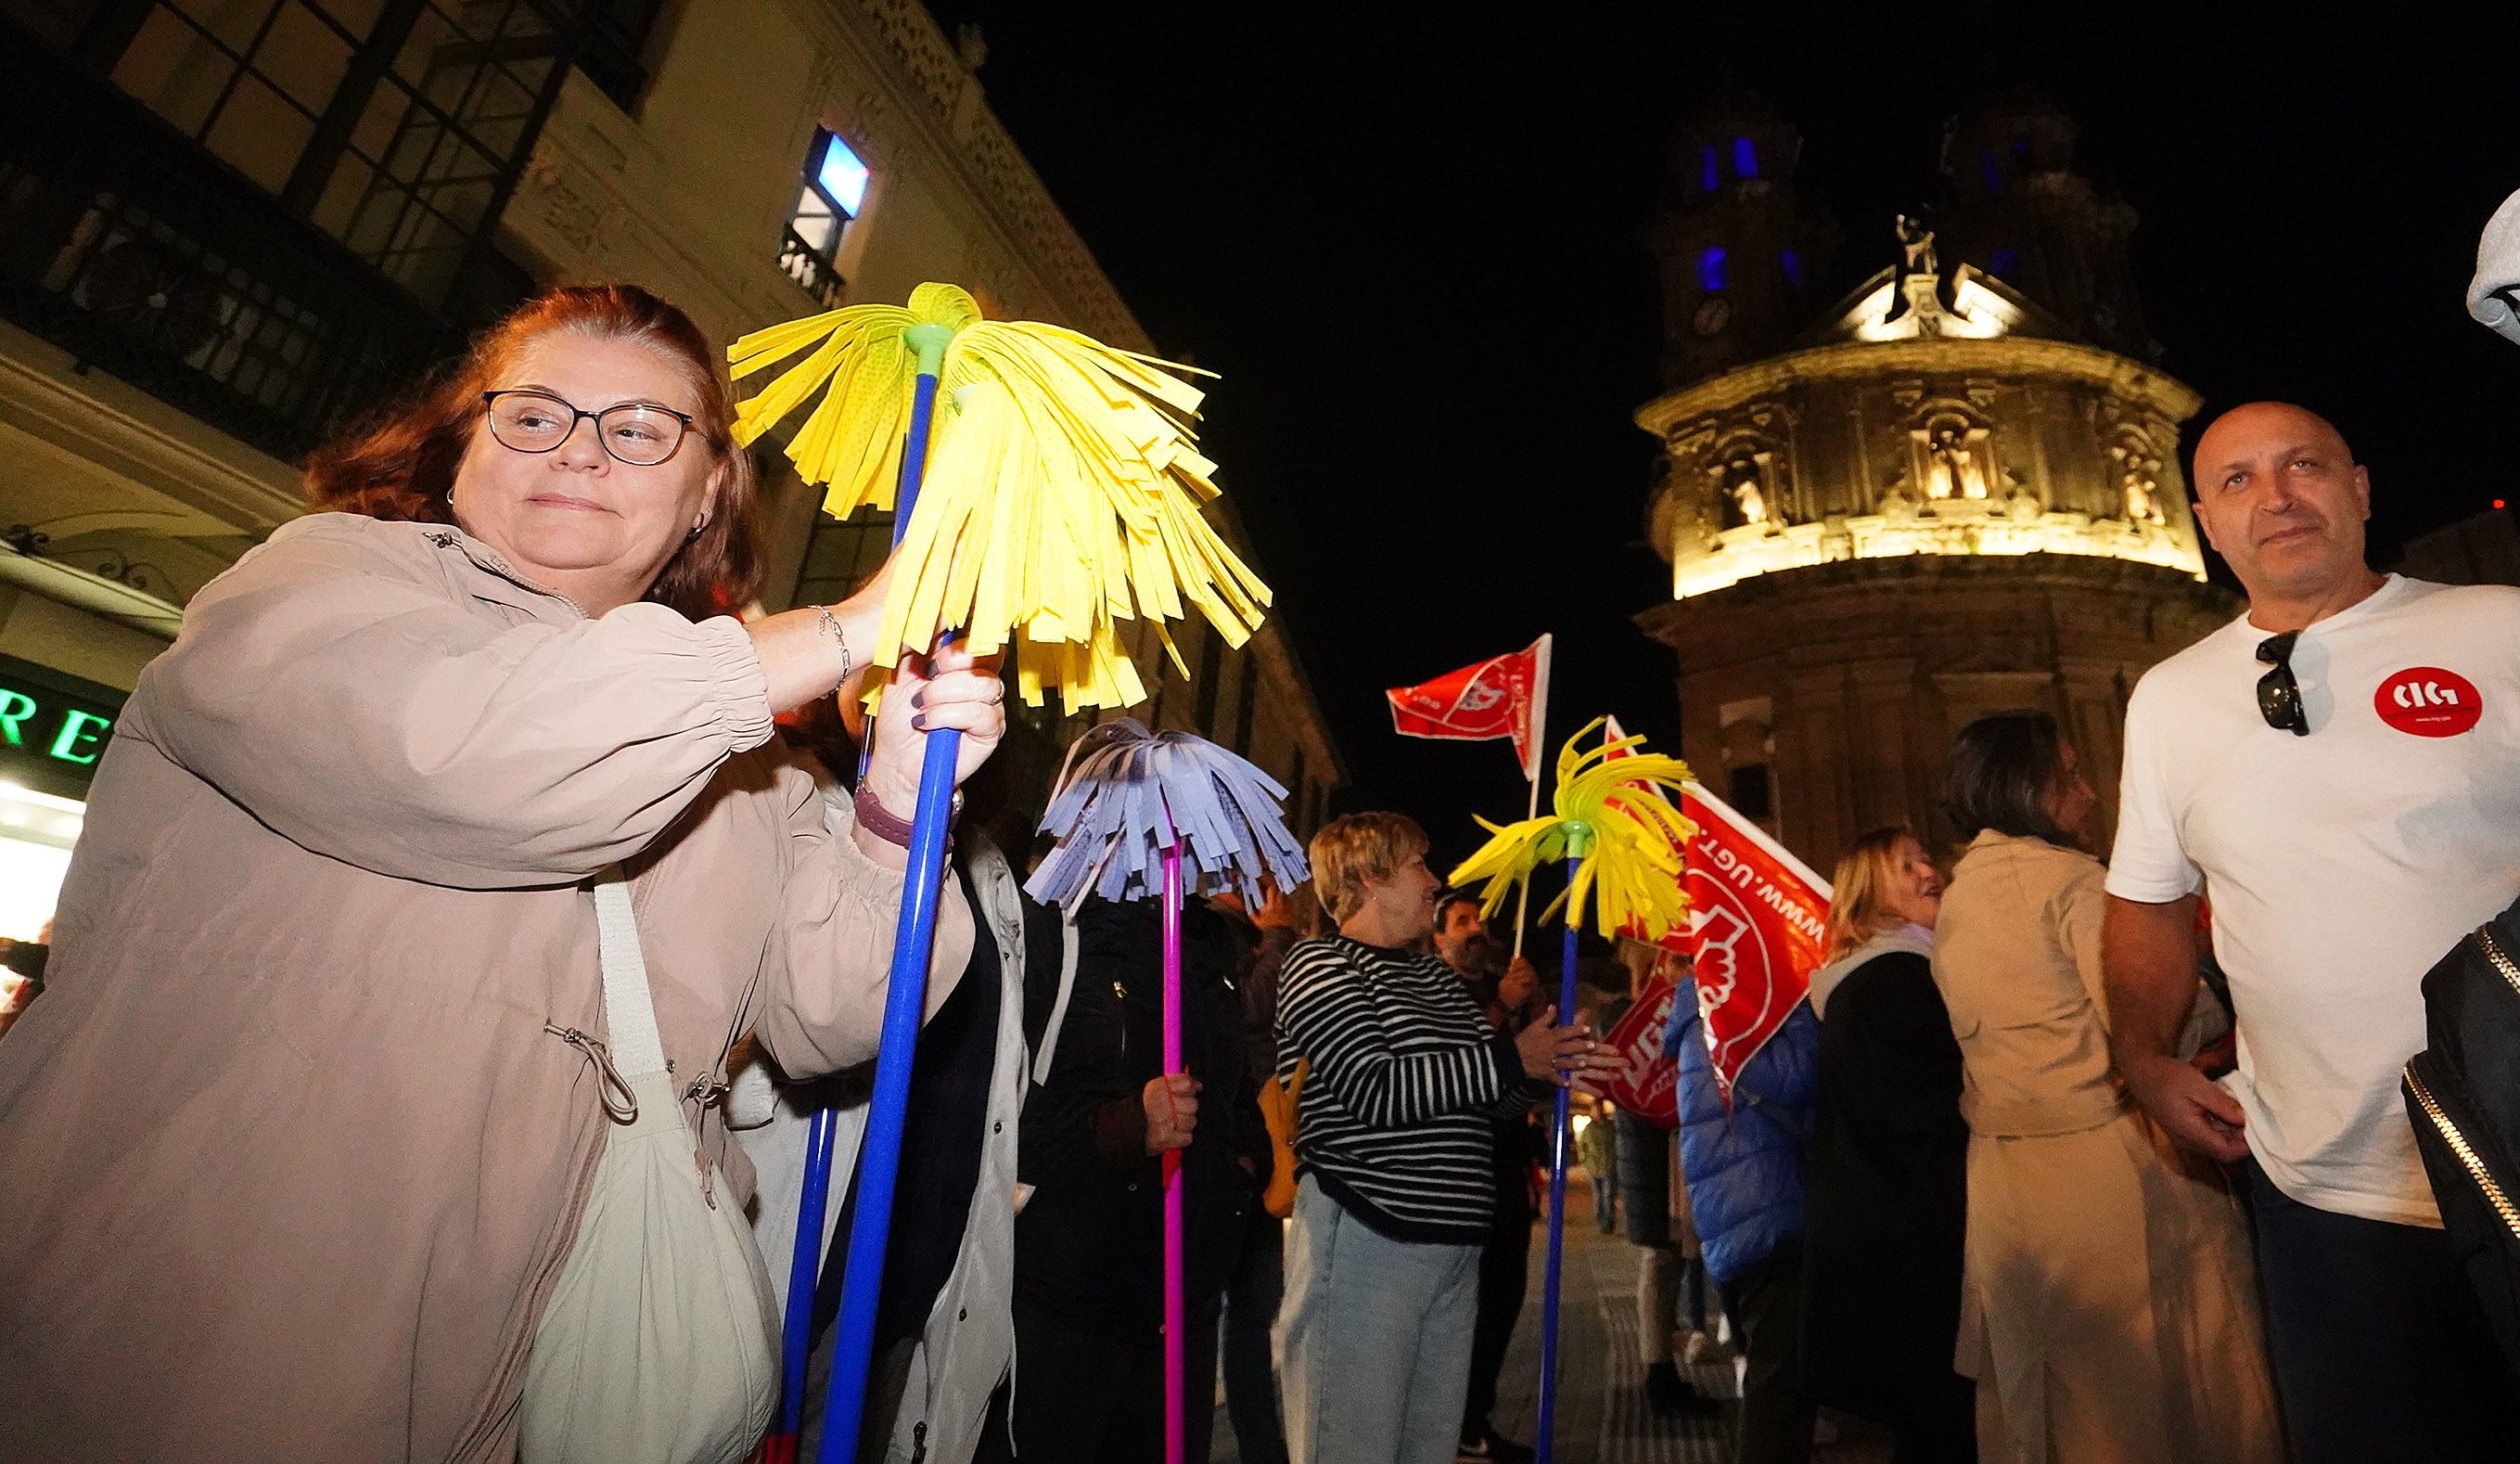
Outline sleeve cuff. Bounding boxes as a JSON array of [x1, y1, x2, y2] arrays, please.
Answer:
[[822, 790, 909, 907], [1487, 1029, 1526, 1095], [2101, 864, 2203, 904], [687, 612, 775, 752]]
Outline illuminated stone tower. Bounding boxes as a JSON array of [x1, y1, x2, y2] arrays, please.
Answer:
[[1634, 97, 2235, 871]]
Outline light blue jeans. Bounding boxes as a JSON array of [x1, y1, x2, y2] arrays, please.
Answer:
[[1274, 1175, 1483, 1464]]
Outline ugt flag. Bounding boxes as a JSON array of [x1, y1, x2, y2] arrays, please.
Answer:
[[1674, 782, 1831, 1104], [1598, 716, 1830, 1104], [1386, 635, 1551, 780]]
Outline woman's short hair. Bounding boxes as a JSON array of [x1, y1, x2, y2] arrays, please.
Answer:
[[1943, 711, 2077, 847], [303, 284, 761, 620], [1308, 812, 1428, 923], [1825, 825, 1920, 961]]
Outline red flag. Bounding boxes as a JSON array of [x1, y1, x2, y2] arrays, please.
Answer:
[[1599, 977, 1682, 1128], [1677, 784, 1831, 1103], [1386, 636, 1551, 780], [1600, 717, 1832, 1105]]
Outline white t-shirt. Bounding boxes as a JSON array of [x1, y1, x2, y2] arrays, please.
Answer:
[[2107, 573, 2520, 1227]]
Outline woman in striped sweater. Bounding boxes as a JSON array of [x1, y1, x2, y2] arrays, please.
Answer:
[[1273, 812, 1618, 1464]]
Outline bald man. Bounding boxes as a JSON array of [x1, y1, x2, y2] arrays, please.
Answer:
[[2103, 403, 2520, 1461]]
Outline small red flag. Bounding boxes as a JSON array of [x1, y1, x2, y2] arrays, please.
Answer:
[[1386, 635, 1552, 780]]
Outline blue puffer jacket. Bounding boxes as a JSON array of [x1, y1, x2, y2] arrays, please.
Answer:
[[1663, 980, 1819, 1291]]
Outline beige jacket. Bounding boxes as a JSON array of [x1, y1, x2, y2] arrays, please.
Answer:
[[0, 514, 970, 1463], [1930, 829, 2126, 1138]]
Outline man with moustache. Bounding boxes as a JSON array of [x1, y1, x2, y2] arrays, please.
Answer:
[[2103, 402, 2520, 1462]]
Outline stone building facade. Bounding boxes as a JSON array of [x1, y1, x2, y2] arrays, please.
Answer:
[[1635, 93, 2235, 871]]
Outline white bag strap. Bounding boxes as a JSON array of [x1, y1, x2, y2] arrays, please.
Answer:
[[1031, 913, 1081, 1085], [592, 864, 669, 1080]]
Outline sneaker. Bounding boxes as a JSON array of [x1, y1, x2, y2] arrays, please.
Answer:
[[1456, 1427, 1537, 1464], [1643, 1359, 1718, 1417]]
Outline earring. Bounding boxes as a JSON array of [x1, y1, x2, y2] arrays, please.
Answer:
[[688, 513, 710, 539]]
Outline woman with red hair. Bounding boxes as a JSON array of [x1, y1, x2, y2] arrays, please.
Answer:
[[0, 285, 1005, 1461]]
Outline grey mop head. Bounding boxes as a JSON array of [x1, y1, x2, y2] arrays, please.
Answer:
[[1025, 718, 1311, 909]]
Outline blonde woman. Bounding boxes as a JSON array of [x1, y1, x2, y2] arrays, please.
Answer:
[[1271, 813, 1612, 1464], [1932, 713, 2280, 1464], [1800, 827, 1973, 1462]]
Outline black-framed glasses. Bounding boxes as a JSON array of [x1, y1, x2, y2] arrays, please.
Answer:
[[2256, 631, 2309, 736], [481, 390, 695, 467]]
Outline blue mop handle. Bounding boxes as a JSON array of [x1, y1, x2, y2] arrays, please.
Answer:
[[1534, 855, 1583, 1464], [793, 325, 959, 1464], [815, 727, 960, 1461], [773, 1107, 838, 1454]]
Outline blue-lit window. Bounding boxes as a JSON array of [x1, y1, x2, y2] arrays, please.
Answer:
[[1780, 248, 1804, 288], [1700, 144, 1720, 195], [783, 128, 867, 305], [1979, 148, 2002, 193], [1989, 247, 2020, 277], [1699, 246, 1728, 292], [1733, 136, 1758, 180]]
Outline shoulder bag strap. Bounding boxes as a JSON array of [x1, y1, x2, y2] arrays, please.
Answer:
[[591, 864, 670, 1081]]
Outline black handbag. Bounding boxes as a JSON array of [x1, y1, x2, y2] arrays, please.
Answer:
[[2402, 905, 2520, 1372]]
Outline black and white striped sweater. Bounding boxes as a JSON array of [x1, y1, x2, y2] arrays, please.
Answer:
[[1273, 935, 1542, 1244]]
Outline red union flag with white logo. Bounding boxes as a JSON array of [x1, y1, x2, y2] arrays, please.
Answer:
[[1601, 717, 1832, 1105], [1386, 635, 1552, 779]]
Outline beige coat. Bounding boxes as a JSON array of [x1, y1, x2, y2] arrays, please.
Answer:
[[0, 514, 971, 1463], [1932, 830, 2280, 1464]]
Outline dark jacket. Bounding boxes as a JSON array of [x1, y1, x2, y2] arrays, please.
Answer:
[[1666, 981, 1817, 1291], [1014, 896, 1271, 1336], [1799, 944, 1970, 1420]]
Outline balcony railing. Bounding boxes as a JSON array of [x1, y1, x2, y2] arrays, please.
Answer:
[[778, 227, 846, 309], [0, 44, 461, 463]]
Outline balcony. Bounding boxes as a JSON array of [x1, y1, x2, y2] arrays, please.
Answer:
[[0, 43, 461, 464], [778, 226, 846, 310]]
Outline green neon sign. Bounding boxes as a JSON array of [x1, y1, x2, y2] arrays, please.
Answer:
[[0, 690, 109, 764], [0, 661, 124, 796]]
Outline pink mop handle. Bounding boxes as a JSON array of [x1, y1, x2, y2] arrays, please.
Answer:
[[1160, 833, 1186, 1464]]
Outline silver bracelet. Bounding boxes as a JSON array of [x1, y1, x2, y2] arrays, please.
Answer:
[[812, 603, 852, 688]]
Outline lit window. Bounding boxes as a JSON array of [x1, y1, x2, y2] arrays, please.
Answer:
[[1733, 136, 1758, 180], [782, 128, 865, 305], [1700, 144, 1720, 195], [817, 132, 870, 215], [1699, 246, 1727, 292], [1979, 148, 2002, 193], [1780, 248, 1804, 288]]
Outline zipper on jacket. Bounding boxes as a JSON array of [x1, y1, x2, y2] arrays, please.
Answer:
[[2473, 924, 2520, 1001], [2405, 1063, 2520, 1243], [424, 529, 590, 619]]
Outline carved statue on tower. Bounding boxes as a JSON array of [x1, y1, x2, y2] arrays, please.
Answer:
[[1726, 458, 1771, 529], [2112, 439, 2168, 526], [1896, 213, 1939, 278], [1924, 421, 1990, 499]]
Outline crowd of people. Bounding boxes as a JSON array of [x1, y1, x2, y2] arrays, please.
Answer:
[[4, 243, 2520, 1464]]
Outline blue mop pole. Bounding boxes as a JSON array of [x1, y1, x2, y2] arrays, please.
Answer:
[[1534, 852, 1586, 1464], [777, 324, 960, 1464], [770, 353, 944, 1461]]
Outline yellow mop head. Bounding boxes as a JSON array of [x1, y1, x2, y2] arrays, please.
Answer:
[[728, 283, 1271, 711], [1447, 718, 1697, 941]]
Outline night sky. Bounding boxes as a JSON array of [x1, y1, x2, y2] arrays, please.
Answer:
[[921, 2, 2520, 872]]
